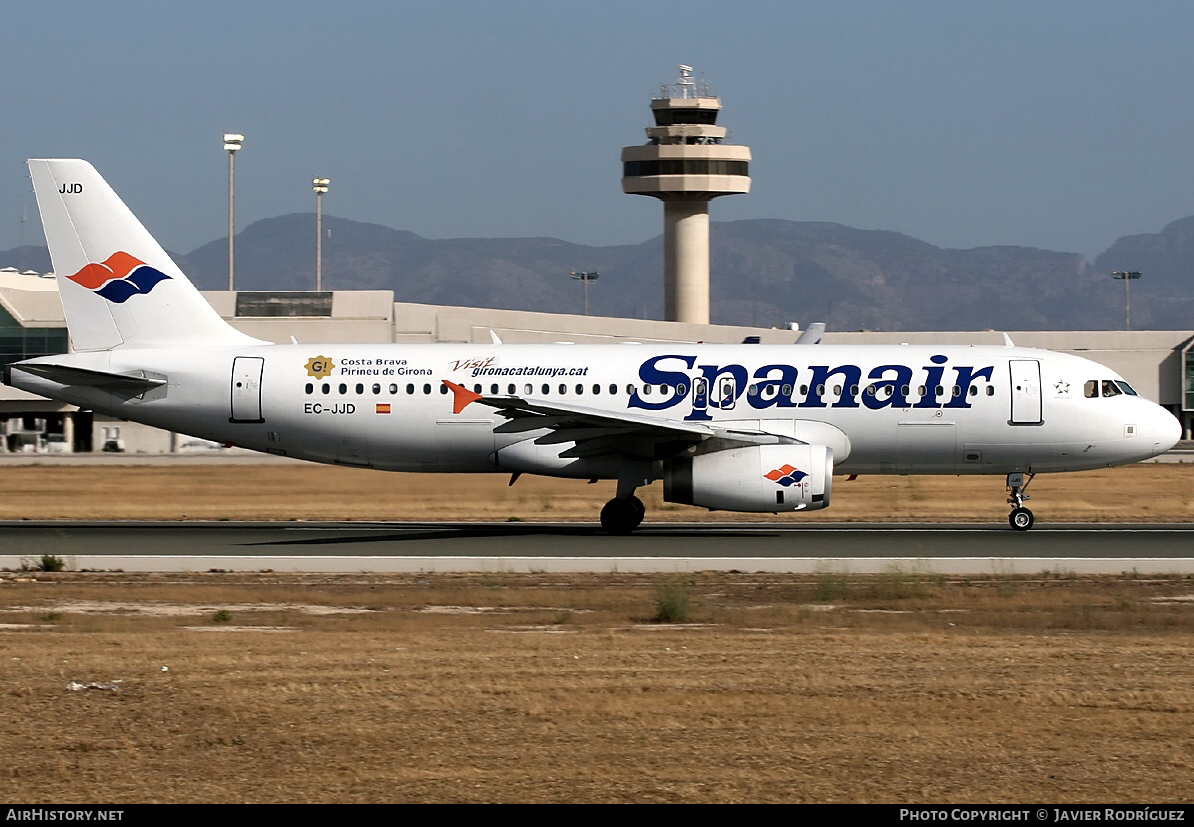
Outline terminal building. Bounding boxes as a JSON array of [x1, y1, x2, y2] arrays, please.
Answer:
[[0, 267, 1192, 453]]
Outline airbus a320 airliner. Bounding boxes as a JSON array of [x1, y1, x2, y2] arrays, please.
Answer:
[[5, 160, 1181, 532]]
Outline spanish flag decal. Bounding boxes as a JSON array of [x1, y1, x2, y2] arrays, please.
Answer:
[[376, 403, 391, 414]]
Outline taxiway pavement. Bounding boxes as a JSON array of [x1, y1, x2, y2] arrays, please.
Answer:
[[1, 520, 1191, 574]]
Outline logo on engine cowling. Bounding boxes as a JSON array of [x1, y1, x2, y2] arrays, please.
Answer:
[[764, 465, 808, 487]]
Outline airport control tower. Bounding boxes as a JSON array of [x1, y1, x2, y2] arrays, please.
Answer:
[[622, 65, 751, 324]]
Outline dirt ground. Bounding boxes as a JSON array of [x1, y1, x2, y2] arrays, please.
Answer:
[[2, 570, 1194, 803], [0, 462, 1192, 803]]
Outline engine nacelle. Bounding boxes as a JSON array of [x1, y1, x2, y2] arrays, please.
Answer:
[[664, 444, 833, 513]]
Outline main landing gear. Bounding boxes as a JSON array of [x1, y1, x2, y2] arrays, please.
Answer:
[[1006, 472, 1036, 531], [600, 495, 645, 535], [601, 467, 650, 535]]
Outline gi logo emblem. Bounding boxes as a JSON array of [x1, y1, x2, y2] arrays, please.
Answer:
[[764, 464, 808, 487], [305, 356, 335, 379]]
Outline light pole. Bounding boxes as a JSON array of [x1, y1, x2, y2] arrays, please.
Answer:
[[223, 133, 244, 291], [312, 178, 330, 291], [1111, 270, 1141, 331], [570, 270, 600, 316]]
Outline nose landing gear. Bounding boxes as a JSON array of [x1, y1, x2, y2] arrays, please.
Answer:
[[1006, 472, 1036, 531]]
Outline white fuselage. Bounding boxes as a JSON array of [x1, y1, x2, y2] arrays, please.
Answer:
[[11, 342, 1179, 477]]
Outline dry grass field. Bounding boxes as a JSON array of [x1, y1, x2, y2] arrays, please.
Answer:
[[0, 460, 1188, 523], [2, 570, 1194, 803], [0, 462, 1192, 803]]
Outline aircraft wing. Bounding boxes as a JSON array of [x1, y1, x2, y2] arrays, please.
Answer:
[[444, 380, 795, 460]]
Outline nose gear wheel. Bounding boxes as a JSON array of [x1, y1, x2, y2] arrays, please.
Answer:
[[1006, 472, 1036, 531]]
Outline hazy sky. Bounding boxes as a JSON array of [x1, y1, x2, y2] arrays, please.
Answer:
[[5, 0, 1194, 260]]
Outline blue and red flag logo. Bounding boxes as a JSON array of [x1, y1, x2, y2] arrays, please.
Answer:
[[764, 464, 808, 487], [67, 251, 170, 303]]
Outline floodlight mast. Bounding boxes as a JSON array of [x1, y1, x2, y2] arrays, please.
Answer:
[[312, 178, 330, 291], [223, 133, 244, 291], [1111, 270, 1141, 331], [570, 270, 600, 315]]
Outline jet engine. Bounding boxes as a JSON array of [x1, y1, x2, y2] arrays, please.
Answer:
[[664, 444, 833, 512]]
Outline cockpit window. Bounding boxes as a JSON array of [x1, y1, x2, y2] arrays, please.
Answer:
[[1102, 380, 1122, 398], [1084, 380, 1098, 398], [1115, 380, 1139, 396]]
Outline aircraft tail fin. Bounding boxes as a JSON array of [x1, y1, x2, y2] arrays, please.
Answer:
[[795, 322, 825, 345], [27, 159, 260, 351]]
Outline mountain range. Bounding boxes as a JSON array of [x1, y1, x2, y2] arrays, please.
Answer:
[[5, 215, 1194, 331]]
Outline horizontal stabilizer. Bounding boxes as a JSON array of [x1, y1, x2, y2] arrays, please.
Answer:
[[8, 362, 165, 391]]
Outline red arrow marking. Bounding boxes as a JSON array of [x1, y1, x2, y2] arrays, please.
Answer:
[[443, 380, 482, 414]]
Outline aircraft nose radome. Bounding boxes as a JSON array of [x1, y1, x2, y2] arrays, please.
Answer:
[[1154, 406, 1182, 453]]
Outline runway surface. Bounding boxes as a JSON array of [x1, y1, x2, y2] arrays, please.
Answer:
[[1, 520, 1192, 574]]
